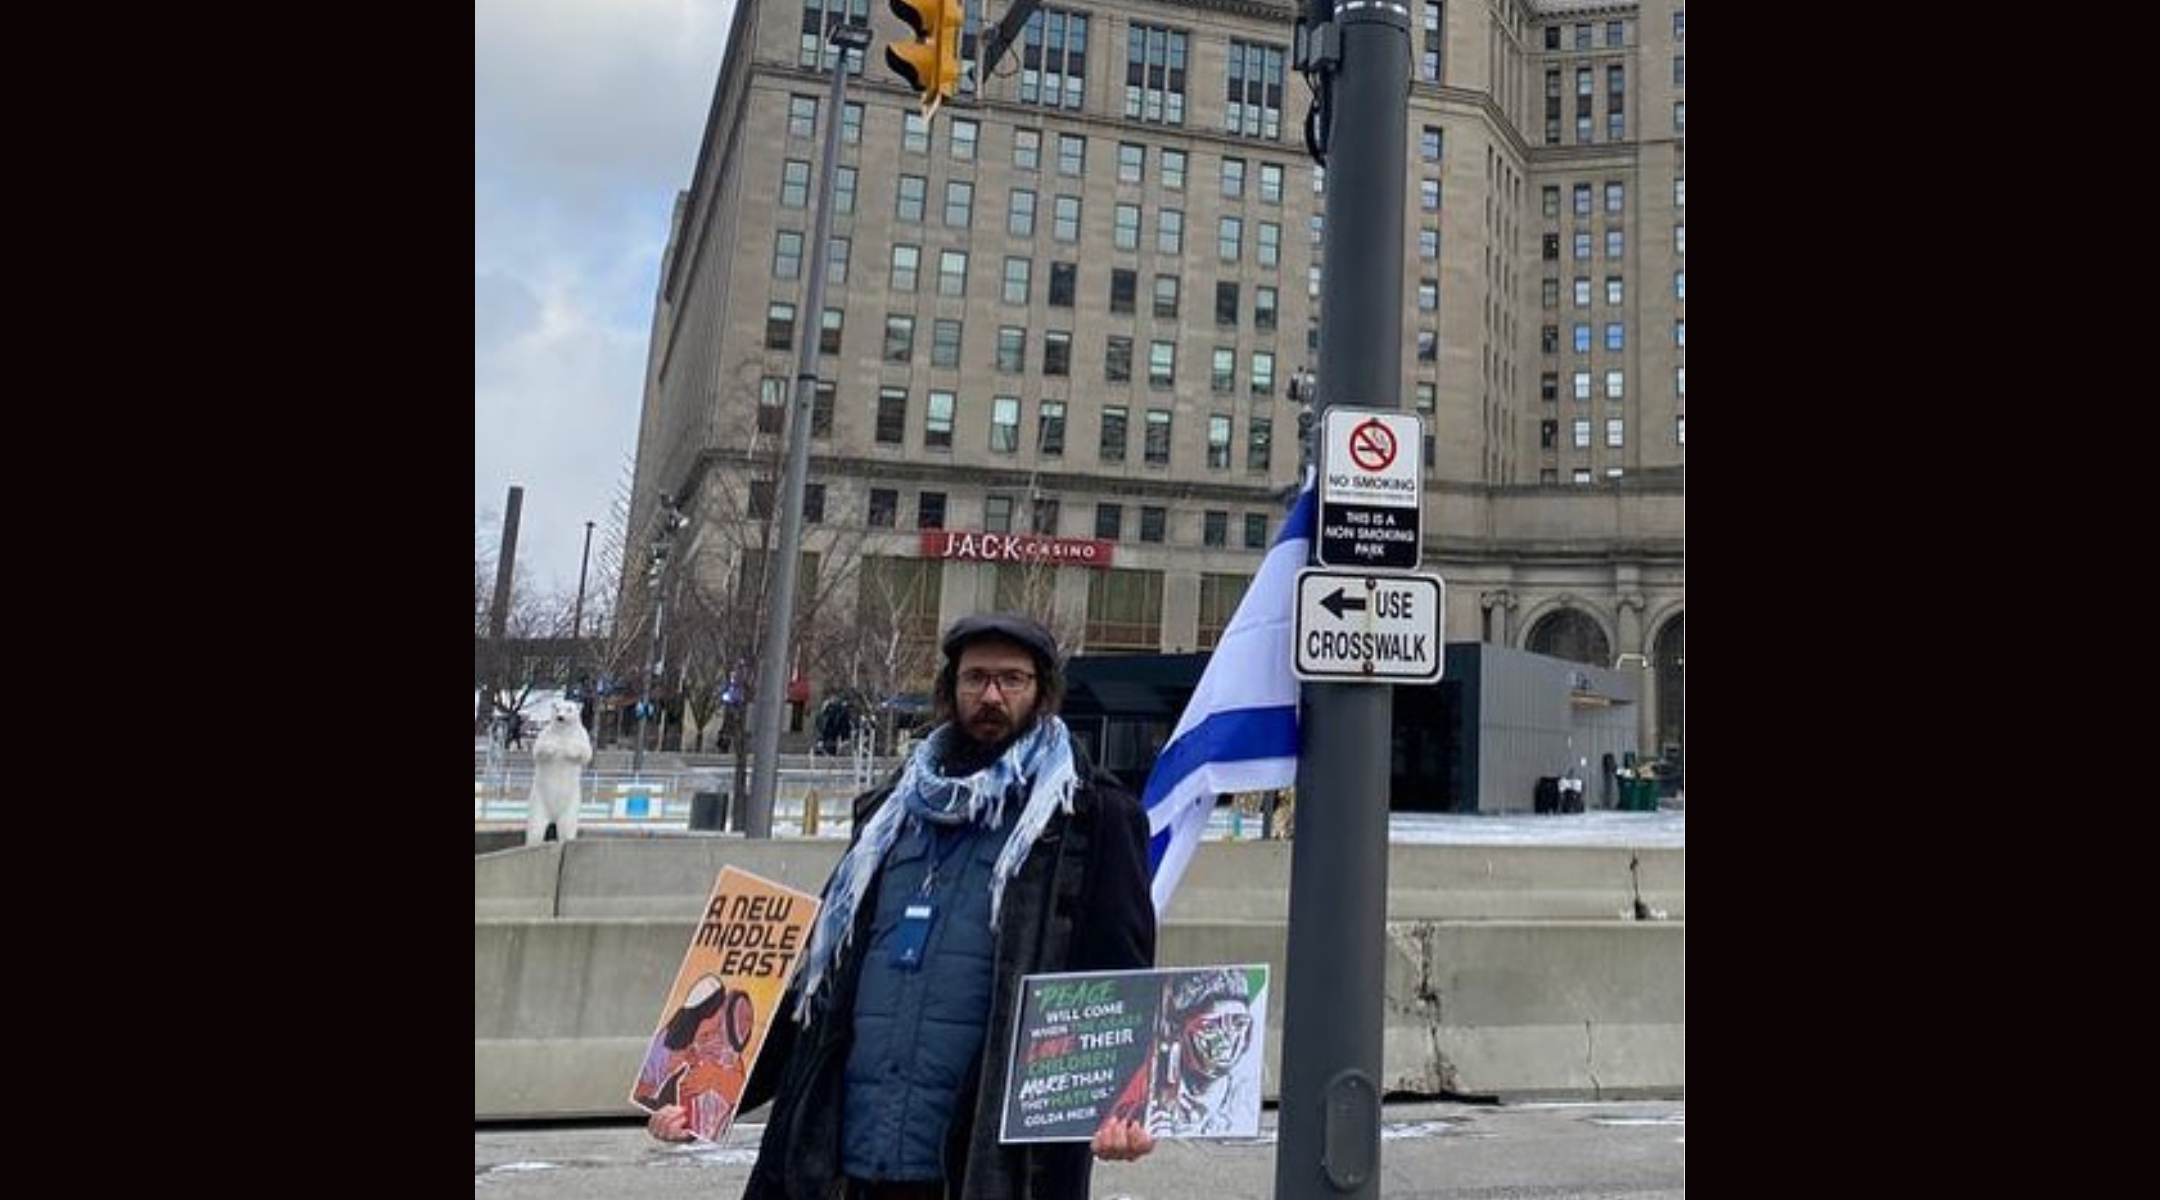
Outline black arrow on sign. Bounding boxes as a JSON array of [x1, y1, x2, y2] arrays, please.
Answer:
[[1320, 587, 1367, 620]]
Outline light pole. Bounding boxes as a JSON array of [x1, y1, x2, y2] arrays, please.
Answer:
[[746, 18, 869, 838], [571, 519, 595, 640], [632, 497, 686, 778]]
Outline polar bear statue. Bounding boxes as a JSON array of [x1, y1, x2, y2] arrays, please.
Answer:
[[527, 700, 595, 845]]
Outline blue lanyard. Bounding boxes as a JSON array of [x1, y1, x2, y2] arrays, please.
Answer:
[[919, 821, 974, 896]]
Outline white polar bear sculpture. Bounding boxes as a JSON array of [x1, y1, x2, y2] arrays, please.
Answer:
[[527, 700, 595, 845]]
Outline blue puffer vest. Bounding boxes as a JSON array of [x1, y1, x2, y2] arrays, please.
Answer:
[[840, 802, 1016, 1181]]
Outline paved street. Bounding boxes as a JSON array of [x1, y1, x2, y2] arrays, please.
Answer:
[[475, 1098, 1683, 1198]]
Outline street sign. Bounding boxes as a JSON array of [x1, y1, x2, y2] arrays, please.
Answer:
[[1293, 569, 1445, 682], [1318, 407, 1423, 570]]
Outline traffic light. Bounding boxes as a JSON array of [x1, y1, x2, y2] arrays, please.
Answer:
[[886, 0, 963, 117]]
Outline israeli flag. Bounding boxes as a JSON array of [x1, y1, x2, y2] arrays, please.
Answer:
[[1141, 478, 1315, 919]]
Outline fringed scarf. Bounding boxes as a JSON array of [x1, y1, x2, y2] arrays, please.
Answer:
[[792, 716, 1079, 1026]]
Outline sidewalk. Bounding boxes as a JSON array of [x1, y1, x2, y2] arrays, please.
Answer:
[[474, 1098, 1684, 1198]]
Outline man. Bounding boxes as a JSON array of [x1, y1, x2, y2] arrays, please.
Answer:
[[648, 613, 1158, 1197]]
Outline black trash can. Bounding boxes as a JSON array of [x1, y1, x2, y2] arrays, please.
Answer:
[[1534, 776, 1560, 814], [691, 790, 730, 832]]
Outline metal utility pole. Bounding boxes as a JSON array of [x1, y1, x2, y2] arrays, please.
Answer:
[[487, 485, 523, 642], [571, 519, 596, 640], [746, 20, 869, 839], [633, 497, 685, 778], [1275, 2, 1408, 1199]]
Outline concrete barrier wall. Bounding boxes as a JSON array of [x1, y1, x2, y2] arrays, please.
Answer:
[[479, 911, 1682, 1118], [477, 838, 1681, 922]]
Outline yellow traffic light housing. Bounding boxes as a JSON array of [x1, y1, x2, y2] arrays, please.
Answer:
[[886, 0, 963, 117]]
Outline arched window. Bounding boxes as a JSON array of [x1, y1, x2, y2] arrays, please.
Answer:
[[1526, 608, 1609, 667], [1653, 614, 1685, 761]]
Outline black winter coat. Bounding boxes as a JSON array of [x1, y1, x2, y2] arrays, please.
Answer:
[[738, 749, 1157, 1200]]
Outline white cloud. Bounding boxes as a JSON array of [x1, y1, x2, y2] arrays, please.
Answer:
[[474, 0, 737, 595]]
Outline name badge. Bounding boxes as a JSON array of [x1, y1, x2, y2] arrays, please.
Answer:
[[890, 902, 935, 971]]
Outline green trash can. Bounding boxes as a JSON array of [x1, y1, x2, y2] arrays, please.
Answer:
[[1620, 777, 1658, 812]]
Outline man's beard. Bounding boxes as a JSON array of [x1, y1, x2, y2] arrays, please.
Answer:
[[947, 710, 1034, 774]]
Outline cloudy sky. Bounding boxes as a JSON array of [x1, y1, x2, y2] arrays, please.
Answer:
[[475, 0, 739, 597]]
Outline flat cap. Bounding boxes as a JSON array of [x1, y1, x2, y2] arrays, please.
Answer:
[[940, 612, 1058, 666]]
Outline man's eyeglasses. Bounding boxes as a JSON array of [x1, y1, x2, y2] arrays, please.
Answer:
[[958, 669, 1036, 695]]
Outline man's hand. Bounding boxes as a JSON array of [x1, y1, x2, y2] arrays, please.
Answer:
[[646, 1104, 696, 1143], [1091, 1116, 1156, 1162]]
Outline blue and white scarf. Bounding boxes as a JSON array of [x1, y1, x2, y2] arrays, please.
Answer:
[[792, 715, 1080, 1025]]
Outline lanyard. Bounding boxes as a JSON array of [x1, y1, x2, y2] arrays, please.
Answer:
[[919, 821, 974, 896]]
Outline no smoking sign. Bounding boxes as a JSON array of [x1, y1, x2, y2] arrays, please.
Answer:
[[1318, 407, 1423, 570]]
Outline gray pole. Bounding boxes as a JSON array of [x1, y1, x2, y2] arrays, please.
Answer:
[[571, 519, 595, 640], [1274, 3, 1408, 1199], [487, 485, 523, 642], [746, 22, 867, 839]]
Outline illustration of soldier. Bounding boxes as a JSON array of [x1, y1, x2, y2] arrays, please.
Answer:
[[631, 973, 756, 1141]]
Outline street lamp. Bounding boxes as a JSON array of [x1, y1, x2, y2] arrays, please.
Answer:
[[745, 18, 870, 838], [632, 496, 686, 778]]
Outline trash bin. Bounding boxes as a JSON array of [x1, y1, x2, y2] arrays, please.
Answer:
[[1620, 777, 1657, 812], [691, 790, 730, 832], [1534, 776, 1560, 814]]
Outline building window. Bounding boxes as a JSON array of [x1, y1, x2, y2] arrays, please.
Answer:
[[1573, 232, 1591, 261], [1419, 2, 1443, 82], [1675, 415, 1685, 445], [1606, 276, 1624, 305], [996, 326, 1026, 374], [932, 318, 962, 368], [781, 159, 810, 208], [1225, 40, 1286, 139], [1422, 179, 1441, 212], [1013, 127, 1041, 170], [1605, 370, 1624, 399], [766, 302, 795, 350], [1049, 261, 1076, 307], [1541, 373, 1558, 402], [1125, 23, 1188, 123], [868, 487, 897, 528], [938, 250, 969, 296], [1087, 568, 1164, 650], [903, 111, 930, 153], [1573, 277, 1591, 307], [1020, 8, 1090, 110], [1118, 142, 1145, 183], [1003, 257, 1031, 305], [1245, 514, 1268, 549], [1038, 400, 1066, 456], [1114, 203, 1140, 251], [787, 94, 817, 140], [1054, 196, 1082, 242], [1146, 409, 1173, 464], [984, 493, 1014, 532], [1605, 418, 1624, 448], [1606, 229, 1624, 260], [1212, 347, 1236, 394], [1417, 331, 1437, 362], [990, 397, 1020, 452], [1203, 510, 1228, 547], [1149, 341, 1176, 388], [1605, 323, 1624, 351], [1007, 188, 1035, 237], [1219, 216, 1243, 262], [819, 307, 843, 355], [1421, 126, 1442, 162], [1420, 228, 1439, 260], [891, 244, 920, 292], [1162, 148, 1186, 190], [827, 237, 851, 285], [1138, 506, 1166, 543], [1154, 274, 1181, 320], [917, 491, 946, 529], [1248, 417, 1272, 471], [1031, 496, 1060, 535], [1573, 371, 1591, 401], [1158, 209, 1184, 255], [773, 230, 804, 280], [1257, 222, 1280, 267], [1674, 319, 1685, 348], [1254, 286, 1277, 331], [1251, 351, 1274, 397], [758, 377, 786, 436], [1057, 133, 1086, 175], [1096, 503, 1122, 540], [876, 388, 907, 445], [1539, 419, 1557, 449], [1415, 382, 1436, 413], [949, 117, 978, 161], [884, 314, 914, 363], [833, 165, 857, 214], [925, 390, 955, 449], [1207, 414, 1232, 470], [1419, 280, 1439, 311], [1105, 336, 1133, 382], [841, 101, 862, 144], [1044, 331, 1072, 376], [1221, 157, 1246, 199], [1215, 281, 1240, 327], [1572, 323, 1590, 354], [1572, 418, 1590, 449], [1100, 406, 1129, 462]]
